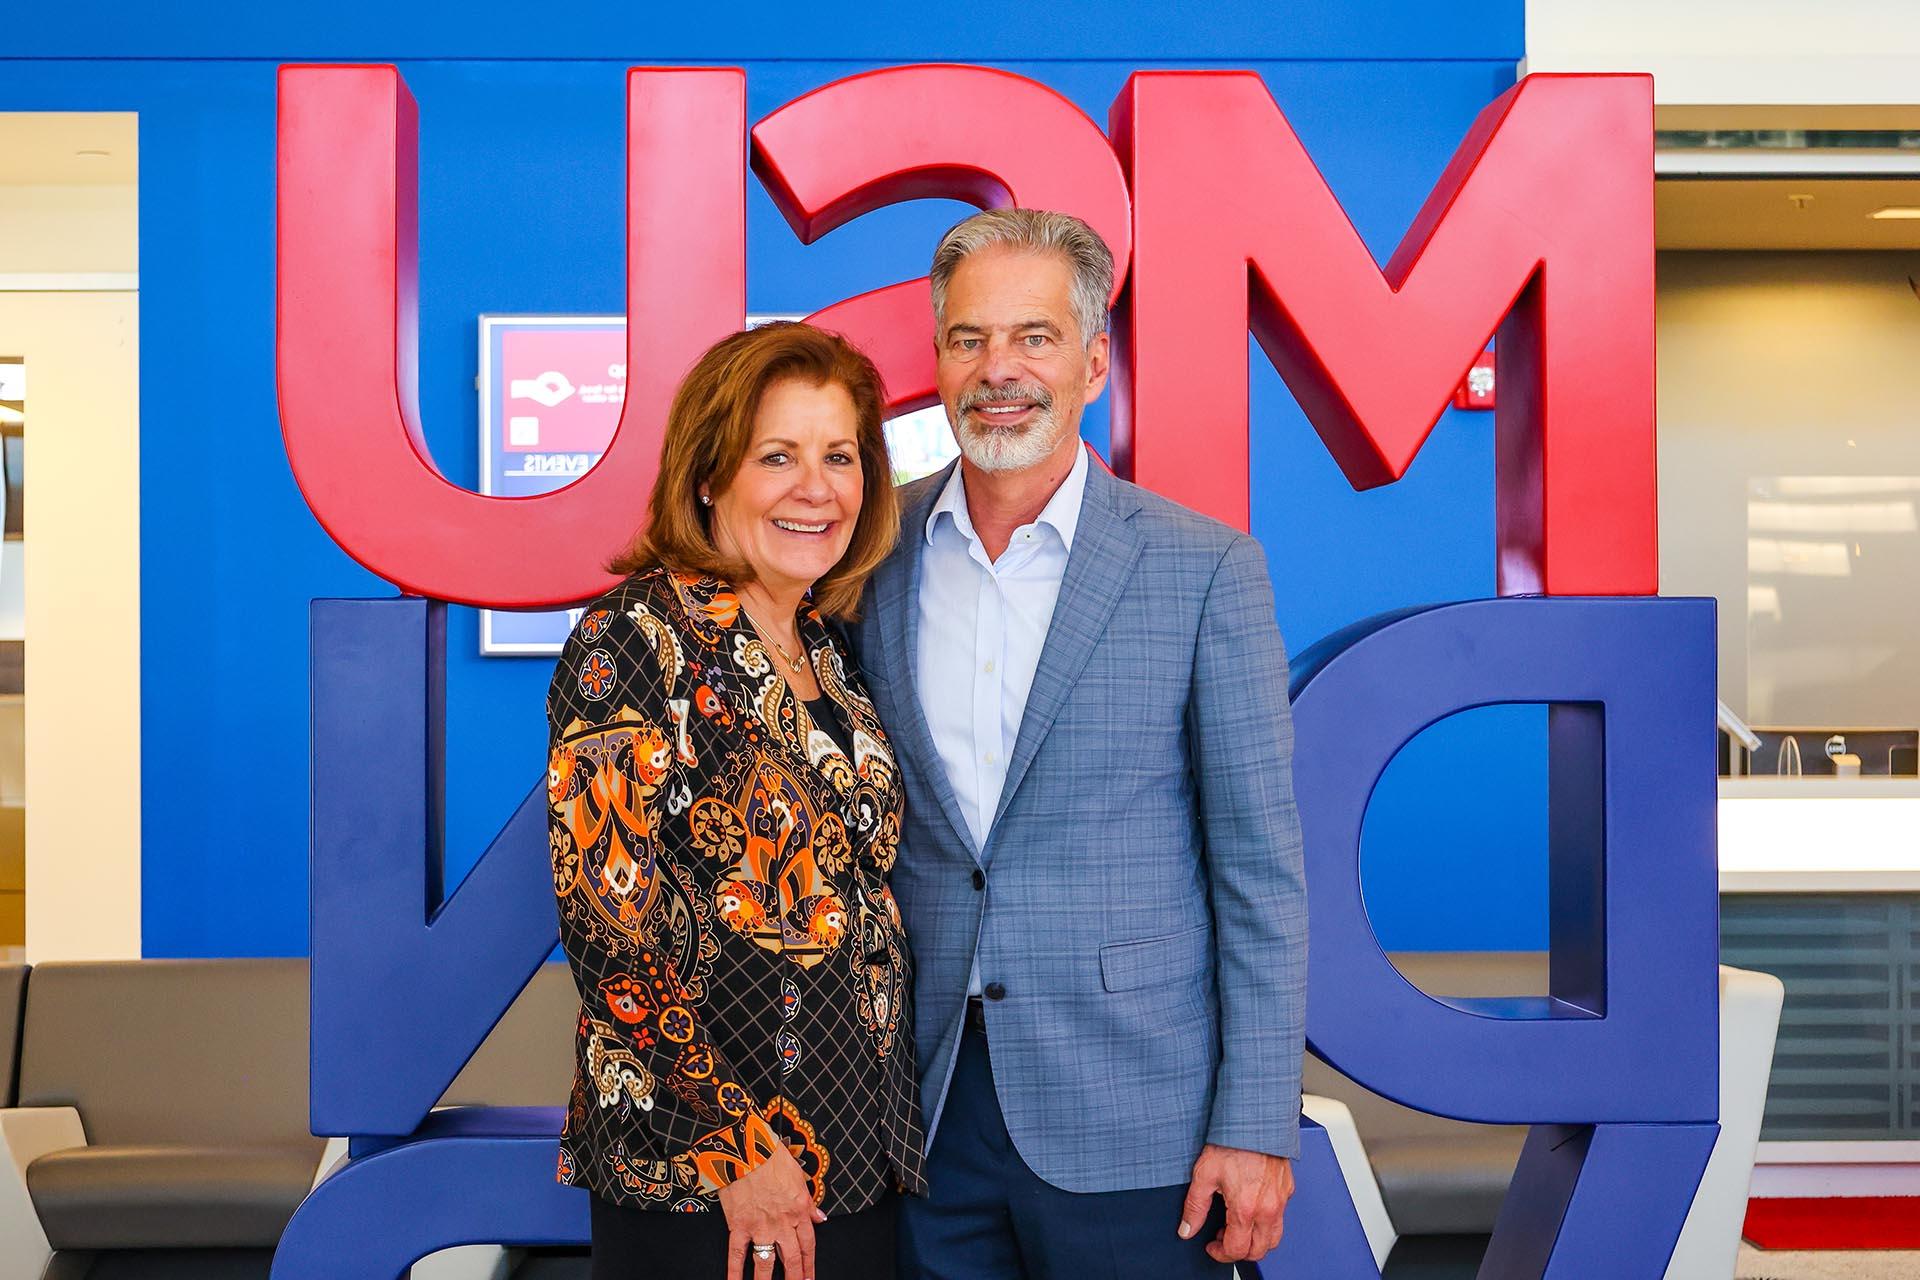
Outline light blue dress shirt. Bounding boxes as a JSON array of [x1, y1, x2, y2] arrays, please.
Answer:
[[915, 444, 1089, 998]]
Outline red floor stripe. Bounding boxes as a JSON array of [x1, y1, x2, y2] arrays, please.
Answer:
[[1744, 1198, 1920, 1250]]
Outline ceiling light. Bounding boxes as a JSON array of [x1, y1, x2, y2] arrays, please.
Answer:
[[74, 148, 111, 158], [1747, 537, 1852, 577], [1748, 500, 1918, 534], [1869, 206, 1920, 219]]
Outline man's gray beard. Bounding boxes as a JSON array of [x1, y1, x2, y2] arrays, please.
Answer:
[[953, 407, 1070, 473]]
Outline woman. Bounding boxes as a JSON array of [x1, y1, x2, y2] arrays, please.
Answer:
[[546, 322, 921, 1280]]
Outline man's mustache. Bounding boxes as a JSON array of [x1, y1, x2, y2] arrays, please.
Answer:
[[958, 383, 1054, 417]]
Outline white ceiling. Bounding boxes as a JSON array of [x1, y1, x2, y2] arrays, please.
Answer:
[[1658, 178, 1920, 250], [0, 114, 136, 185]]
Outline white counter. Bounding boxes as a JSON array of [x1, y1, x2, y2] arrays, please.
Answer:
[[1718, 777, 1920, 892]]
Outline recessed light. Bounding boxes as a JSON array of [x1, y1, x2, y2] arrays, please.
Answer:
[[1869, 206, 1920, 219]]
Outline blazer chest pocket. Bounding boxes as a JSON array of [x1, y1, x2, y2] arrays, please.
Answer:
[[1099, 922, 1211, 993]]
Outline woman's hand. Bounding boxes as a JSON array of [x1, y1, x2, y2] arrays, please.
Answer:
[[720, 1143, 827, 1280]]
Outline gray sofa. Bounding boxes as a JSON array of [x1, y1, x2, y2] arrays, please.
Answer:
[[1, 964, 25, 1107], [2, 960, 323, 1280], [0, 959, 588, 1280], [0, 954, 1554, 1280], [439, 962, 576, 1111]]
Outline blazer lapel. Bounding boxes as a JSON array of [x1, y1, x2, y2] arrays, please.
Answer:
[[874, 464, 982, 864], [988, 460, 1144, 837]]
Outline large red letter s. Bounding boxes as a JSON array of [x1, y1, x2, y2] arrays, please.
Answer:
[[277, 65, 745, 608], [1112, 73, 1655, 595], [751, 65, 1131, 415]]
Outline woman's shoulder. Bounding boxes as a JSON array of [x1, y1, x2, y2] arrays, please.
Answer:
[[570, 565, 690, 626], [565, 566, 745, 655], [549, 570, 688, 716], [579, 565, 668, 619]]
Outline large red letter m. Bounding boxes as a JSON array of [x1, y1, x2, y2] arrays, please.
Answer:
[[1112, 73, 1654, 595]]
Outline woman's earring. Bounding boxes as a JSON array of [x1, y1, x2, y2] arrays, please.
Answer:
[[699, 493, 712, 506]]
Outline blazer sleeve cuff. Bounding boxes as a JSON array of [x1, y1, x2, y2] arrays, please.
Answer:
[[693, 1110, 782, 1193], [1204, 1110, 1301, 1161]]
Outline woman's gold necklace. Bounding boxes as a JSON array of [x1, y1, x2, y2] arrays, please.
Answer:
[[738, 600, 807, 677]]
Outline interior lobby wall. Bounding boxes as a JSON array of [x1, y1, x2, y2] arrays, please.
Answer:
[[0, 114, 140, 959], [1658, 250, 1920, 736], [0, 185, 136, 274], [0, 288, 141, 961]]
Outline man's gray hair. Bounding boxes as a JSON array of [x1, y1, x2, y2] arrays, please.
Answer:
[[929, 208, 1114, 347]]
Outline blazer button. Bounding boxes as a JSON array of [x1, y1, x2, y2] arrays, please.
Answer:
[[971, 869, 986, 891], [983, 982, 1006, 1001]]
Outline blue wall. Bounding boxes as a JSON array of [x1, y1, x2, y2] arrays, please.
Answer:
[[4, 1, 1540, 956]]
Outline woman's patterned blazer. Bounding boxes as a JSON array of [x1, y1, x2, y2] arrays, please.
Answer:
[[545, 566, 925, 1215]]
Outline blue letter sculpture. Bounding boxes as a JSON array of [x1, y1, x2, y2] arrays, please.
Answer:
[[276, 594, 1719, 1278], [1264, 596, 1720, 1277]]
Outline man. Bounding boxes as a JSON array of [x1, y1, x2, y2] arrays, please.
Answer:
[[854, 208, 1307, 1279]]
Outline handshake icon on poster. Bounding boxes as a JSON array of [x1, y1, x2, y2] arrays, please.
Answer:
[[509, 370, 575, 408]]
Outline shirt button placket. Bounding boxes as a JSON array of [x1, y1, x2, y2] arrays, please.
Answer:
[[976, 573, 1003, 831]]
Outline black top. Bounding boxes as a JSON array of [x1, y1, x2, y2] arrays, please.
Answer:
[[804, 695, 854, 758], [546, 568, 924, 1214]]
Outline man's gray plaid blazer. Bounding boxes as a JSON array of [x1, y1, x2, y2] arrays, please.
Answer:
[[853, 452, 1308, 1194]]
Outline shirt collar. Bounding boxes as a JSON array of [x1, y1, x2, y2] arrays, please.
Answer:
[[924, 441, 1090, 552]]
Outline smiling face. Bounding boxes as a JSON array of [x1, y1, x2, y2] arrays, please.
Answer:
[[705, 377, 864, 603], [936, 245, 1111, 474]]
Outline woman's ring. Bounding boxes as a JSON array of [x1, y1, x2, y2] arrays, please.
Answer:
[[751, 1243, 778, 1261]]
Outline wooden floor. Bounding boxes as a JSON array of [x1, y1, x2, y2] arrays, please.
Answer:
[[1737, 1244, 1920, 1280]]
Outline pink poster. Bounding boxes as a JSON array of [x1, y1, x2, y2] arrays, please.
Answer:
[[496, 326, 627, 455]]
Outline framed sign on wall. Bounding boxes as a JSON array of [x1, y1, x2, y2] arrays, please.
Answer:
[[477, 315, 624, 655]]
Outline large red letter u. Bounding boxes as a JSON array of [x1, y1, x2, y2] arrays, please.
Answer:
[[277, 65, 746, 608]]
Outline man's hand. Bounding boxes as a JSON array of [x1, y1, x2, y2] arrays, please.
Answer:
[[1177, 1143, 1294, 1263]]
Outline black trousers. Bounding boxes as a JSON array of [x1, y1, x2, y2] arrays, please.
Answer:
[[590, 1190, 896, 1280]]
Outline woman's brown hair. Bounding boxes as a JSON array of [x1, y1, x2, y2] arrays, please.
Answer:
[[607, 321, 899, 620]]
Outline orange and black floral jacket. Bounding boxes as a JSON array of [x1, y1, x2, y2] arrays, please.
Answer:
[[546, 567, 925, 1215]]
